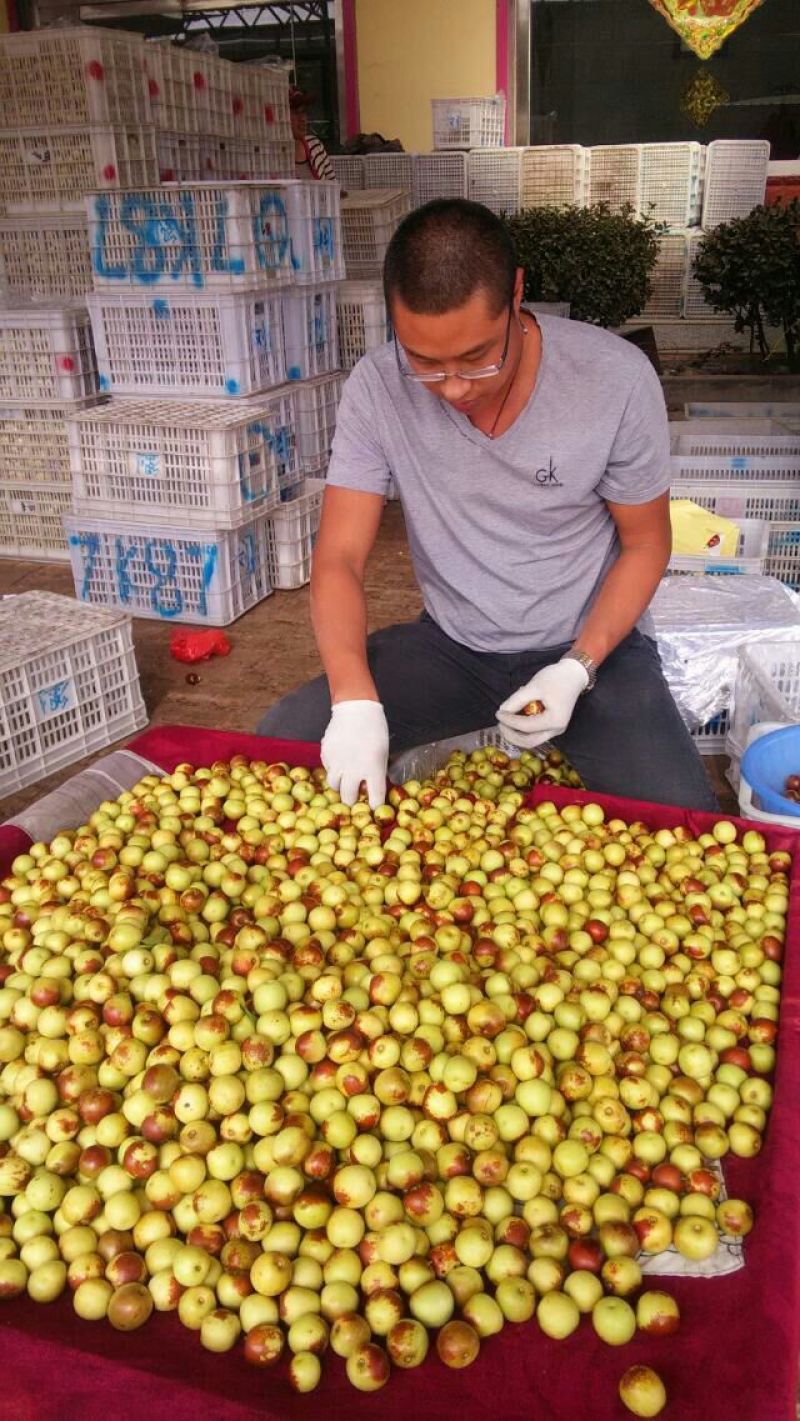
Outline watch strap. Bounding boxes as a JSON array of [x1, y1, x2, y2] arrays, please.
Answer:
[[561, 649, 598, 693]]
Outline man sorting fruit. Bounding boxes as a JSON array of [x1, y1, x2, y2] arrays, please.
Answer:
[[258, 198, 717, 813]]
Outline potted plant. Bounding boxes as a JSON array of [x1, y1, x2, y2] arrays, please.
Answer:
[[692, 201, 800, 372]]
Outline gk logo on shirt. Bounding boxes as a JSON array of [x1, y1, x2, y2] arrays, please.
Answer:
[[534, 458, 563, 486]]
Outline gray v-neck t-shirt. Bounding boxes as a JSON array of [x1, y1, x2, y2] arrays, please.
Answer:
[[325, 314, 670, 654]]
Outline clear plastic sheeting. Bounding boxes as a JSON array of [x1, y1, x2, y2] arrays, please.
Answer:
[[3, 750, 162, 841], [650, 574, 800, 730]]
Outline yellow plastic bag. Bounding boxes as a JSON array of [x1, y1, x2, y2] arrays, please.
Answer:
[[670, 500, 740, 557]]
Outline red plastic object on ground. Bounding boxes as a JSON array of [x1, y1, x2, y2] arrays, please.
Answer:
[[0, 730, 799, 1420], [169, 629, 232, 664]]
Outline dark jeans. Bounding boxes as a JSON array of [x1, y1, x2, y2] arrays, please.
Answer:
[[256, 614, 718, 811]]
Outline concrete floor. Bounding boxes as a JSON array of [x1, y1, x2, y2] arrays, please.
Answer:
[[1, 501, 735, 823]]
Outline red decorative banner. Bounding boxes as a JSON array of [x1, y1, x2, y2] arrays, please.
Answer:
[[648, 0, 766, 59]]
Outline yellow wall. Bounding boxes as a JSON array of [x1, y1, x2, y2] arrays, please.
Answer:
[[0, 0, 10, 33], [356, 0, 496, 152]]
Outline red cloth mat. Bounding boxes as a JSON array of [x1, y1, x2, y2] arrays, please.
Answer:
[[2, 730, 800, 1420]]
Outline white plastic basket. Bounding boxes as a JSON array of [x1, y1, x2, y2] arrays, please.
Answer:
[[157, 131, 201, 183], [0, 26, 151, 130], [336, 280, 390, 370], [670, 481, 800, 525], [69, 391, 297, 529], [412, 152, 468, 206], [330, 156, 365, 190], [0, 304, 97, 403], [266, 477, 325, 589], [64, 508, 273, 625], [642, 233, 690, 320], [282, 285, 340, 382], [691, 709, 730, 755], [295, 373, 345, 474], [243, 63, 291, 144], [87, 288, 285, 399], [765, 525, 800, 590], [432, 95, 505, 150], [0, 399, 102, 487], [519, 145, 590, 210], [0, 480, 72, 562], [683, 231, 717, 320], [363, 153, 414, 191], [588, 145, 642, 213], [340, 189, 412, 278], [467, 149, 523, 216], [639, 142, 705, 227], [730, 646, 800, 761], [187, 51, 234, 140], [0, 589, 147, 798], [0, 126, 159, 214], [702, 140, 770, 229], [685, 401, 800, 422], [0, 213, 93, 300], [667, 518, 769, 576], [670, 419, 800, 481]]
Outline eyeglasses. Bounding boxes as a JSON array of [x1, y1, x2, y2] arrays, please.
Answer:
[[394, 303, 514, 384]]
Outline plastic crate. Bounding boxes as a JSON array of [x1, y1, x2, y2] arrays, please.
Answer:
[[691, 709, 730, 755], [186, 51, 234, 140], [467, 149, 523, 216], [363, 153, 415, 191], [336, 280, 390, 370], [69, 390, 297, 529], [157, 131, 200, 182], [0, 590, 146, 798], [683, 230, 716, 320], [0, 398, 102, 487], [702, 140, 770, 229], [588, 145, 642, 212], [639, 142, 705, 227], [669, 419, 800, 481], [730, 642, 800, 760], [247, 65, 292, 144], [670, 481, 800, 524], [87, 287, 285, 399], [0, 126, 159, 214], [642, 233, 690, 320], [282, 285, 339, 383], [0, 303, 97, 403], [330, 155, 365, 190], [0, 26, 151, 130], [295, 373, 345, 474], [765, 525, 800, 590], [0, 212, 93, 300], [0, 480, 72, 562], [340, 189, 412, 277], [412, 152, 468, 206], [667, 518, 769, 576], [432, 95, 505, 150], [266, 477, 324, 589], [519, 145, 590, 210], [685, 401, 800, 422], [64, 508, 273, 625]]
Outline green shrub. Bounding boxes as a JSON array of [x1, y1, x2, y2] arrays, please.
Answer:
[[692, 201, 800, 371], [502, 203, 663, 329]]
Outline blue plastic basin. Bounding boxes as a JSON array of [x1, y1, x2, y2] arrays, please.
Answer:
[[741, 724, 800, 818]]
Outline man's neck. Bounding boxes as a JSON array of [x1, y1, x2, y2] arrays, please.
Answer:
[[467, 313, 541, 439]]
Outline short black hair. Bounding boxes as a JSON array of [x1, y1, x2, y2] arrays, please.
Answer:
[[383, 199, 517, 317]]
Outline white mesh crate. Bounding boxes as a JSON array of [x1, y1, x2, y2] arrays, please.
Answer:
[[144, 45, 190, 134], [467, 149, 523, 216], [0, 26, 151, 130], [87, 288, 285, 399], [670, 420, 800, 480], [412, 152, 468, 206], [730, 641, 800, 754], [249, 65, 291, 144], [340, 189, 412, 277], [0, 212, 93, 301], [432, 95, 505, 150], [266, 477, 325, 589], [0, 590, 146, 798], [684, 231, 716, 320], [667, 518, 769, 576], [0, 126, 159, 214], [702, 140, 770, 229], [295, 373, 345, 474], [69, 391, 297, 529], [330, 156, 365, 190], [282, 180, 344, 285], [0, 481, 72, 562], [765, 526, 800, 590], [0, 304, 97, 403], [64, 508, 273, 625], [691, 710, 730, 755], [519, 146, 589, 210], [282, 285, 340, 382], [363, 153, 415, 191], [187, 51, 234, 140], [642, 233, 689, 320], [337, 280, 390, 371], [588, 145, 642, 212], [685, 401, 800, 422], [0, 398, 102, 487], [670, 481, 800, 524], [639, 143, 705, 227], [157, 131, 200, 182]]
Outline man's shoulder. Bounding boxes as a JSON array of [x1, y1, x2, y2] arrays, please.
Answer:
[[539, 314, 654, 387], [344, 341, 400, 396]]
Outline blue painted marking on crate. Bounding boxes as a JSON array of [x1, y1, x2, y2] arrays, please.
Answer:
[[114, 536, 138, 605], [254, 193, 290, 271], [91, 195, 126, 281], [135, 451, 161, 478], [731, 457, 748, 470], [240, 529, 258, 576], [68, 532, 100, 600], [99, 374, 111, 392], [313, 217, 334, 265], [238, 424, 268, 504], [186, 541, 219, 617], [144, 538, 183, 618], [121, 194, 166, 285], [288, 365, 301, 380], [38, 681, 72, 715], [211, 195, 245, 277], [153, 299, 170, 319], [225, 377, 240, 395]]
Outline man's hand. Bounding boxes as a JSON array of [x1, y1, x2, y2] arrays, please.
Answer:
[[497, 659, 589, 748], [320, 700, 390, 808]]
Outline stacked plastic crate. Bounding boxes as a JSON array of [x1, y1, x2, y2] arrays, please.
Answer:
[[64, 176, 344, 615]]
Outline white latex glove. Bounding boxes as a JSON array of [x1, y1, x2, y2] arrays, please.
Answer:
[[496, 658, 590, 749], [320, 700, 390, 809]]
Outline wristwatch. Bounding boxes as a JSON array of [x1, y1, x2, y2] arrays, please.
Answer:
[[561, 648, 598, 694]]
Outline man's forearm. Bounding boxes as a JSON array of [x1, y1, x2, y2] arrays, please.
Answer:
[[310, 560, 378, 703], [573, 544, 669, 666]]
